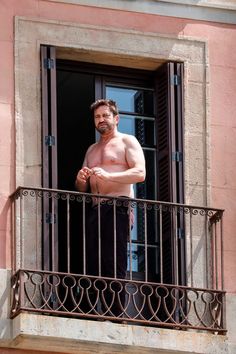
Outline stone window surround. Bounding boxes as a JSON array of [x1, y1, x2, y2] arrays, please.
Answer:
[[14, 17, 210, 285], [15, 16, 210, 205]]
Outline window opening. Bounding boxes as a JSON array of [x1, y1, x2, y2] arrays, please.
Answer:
[[42, 54, 185, 287]]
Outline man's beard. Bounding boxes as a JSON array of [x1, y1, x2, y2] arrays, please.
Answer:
[[96, 122, 114, 134]]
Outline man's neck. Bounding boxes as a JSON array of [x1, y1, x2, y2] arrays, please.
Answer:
[[99, 129, 119, 144]]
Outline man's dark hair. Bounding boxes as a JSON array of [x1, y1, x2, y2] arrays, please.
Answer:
[[90, 99, 119, 116]]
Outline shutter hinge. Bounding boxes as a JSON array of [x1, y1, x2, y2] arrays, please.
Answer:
[[171, 74, 181, 86], [46, 213, 56, 224], [178, 228, 184, 239], [45, 135, 55, 146], [172, 151, 183, 162], [44, 58, 55, 70]]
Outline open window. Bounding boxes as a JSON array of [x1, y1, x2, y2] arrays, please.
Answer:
[[41, 45, 185, 286]]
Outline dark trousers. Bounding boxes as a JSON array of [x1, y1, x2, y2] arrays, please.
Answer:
[[85, 202, 129, 317]]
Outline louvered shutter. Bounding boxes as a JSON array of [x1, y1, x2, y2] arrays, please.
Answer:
[[41, 45, 58, 271], [156, 62, 185, 285]]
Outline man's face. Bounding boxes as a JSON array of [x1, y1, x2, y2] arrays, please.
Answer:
[[94, 105, 118, 134]]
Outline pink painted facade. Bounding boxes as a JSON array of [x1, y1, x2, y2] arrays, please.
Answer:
[[0, 0, 236, 352]]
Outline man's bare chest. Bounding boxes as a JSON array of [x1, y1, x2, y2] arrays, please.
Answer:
[[88, 141, 126, 168]]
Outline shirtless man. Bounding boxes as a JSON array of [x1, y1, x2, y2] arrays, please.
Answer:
[[75, 99, 146, 316], [75, 99, 146, 197]]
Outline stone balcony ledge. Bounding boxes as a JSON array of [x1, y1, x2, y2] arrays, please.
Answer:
[[0, 313, 227, 354]]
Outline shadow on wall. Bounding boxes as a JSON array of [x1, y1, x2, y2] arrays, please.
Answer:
[[0, 198, 11, 269]]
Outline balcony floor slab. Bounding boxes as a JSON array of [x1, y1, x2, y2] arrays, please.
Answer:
[[3, 313, 228, 354]]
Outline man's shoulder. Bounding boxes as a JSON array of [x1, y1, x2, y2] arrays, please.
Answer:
[[86, 142, 99, 154], [119, 132, 139, 144], [119, 132, 136, 141]]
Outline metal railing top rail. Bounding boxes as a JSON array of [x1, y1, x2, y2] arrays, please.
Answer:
[[10, 186, 225, 214]]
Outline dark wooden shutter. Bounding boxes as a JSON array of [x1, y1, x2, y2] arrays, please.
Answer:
[[41, 45, 58, 271], [156, 62, 185, 285], [175, 62, 186, 286]]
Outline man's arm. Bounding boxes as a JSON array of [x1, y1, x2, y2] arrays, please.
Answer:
[[92, 135, 146, 184]]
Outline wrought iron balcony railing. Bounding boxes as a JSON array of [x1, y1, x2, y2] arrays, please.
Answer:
[[10, 187, 226, 333]]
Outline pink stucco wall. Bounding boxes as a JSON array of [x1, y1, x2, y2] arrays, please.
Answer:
[[0, 0, 236, 293]]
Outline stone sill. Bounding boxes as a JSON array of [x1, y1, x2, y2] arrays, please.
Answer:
[[0, 313, 228, 354]]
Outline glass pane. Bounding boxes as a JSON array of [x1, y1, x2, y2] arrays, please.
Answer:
[[127, 244, 159, 279], [106, 86, 154, 115], [118, 115, 156, 147], [118, 115, 135, 135], [134, 203, 158, 244], [134, 118, 156, 147]]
